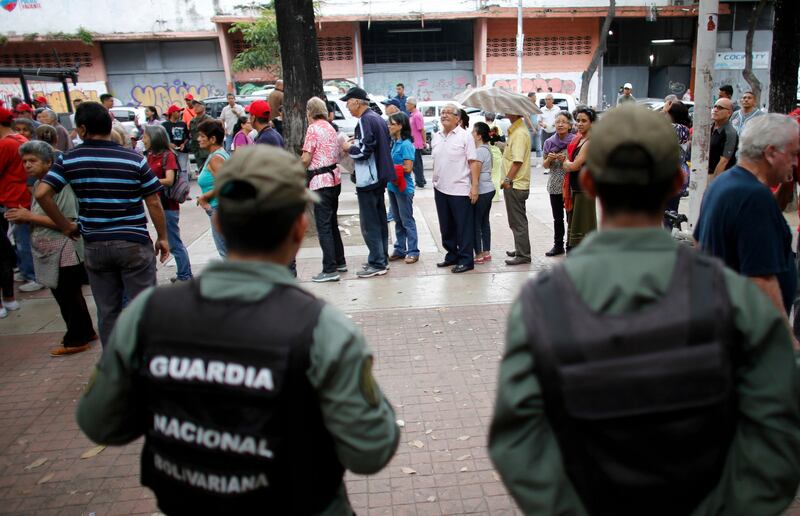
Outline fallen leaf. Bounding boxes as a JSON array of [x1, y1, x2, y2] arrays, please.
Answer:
[[24, 457, 47, 470], [37, 473, 54, 484], [425, 429, 433, 435], [413, 355, 423, 361], [493, 472, 502, 481], [448, 320, 457, 325], [418, 338, 426, 342], [426, 496, 437, 502], [433, 330, 443, 335], [396, 419, 406, 427], [472, 354, 483, 361], [460, 467, 469, 472], [456, 454, 472, 461], [409, 440, 425, 449], [433, 396, 443, 402], [80, 445, 106, 459], [457, 435, 471, 441], [422, 323, 431, 328], [400, 467, 417, 475], [431, 435, 437, 440], [435, 345, 442, 349], [433, 389, 441, 393]]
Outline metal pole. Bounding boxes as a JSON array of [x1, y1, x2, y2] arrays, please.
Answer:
[[63, 79, 73, 114], [516, 0, 523, 93], [687, 0, 719, 229]]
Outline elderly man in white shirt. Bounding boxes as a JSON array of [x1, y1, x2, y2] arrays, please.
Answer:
[[538, 94, 560, 170], [220, 93, 245, 151], [431, 103, 481, 273]]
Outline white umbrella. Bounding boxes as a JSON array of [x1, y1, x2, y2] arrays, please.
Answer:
[[454, 86, 542, 117]]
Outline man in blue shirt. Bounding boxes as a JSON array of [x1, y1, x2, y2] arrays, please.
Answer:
[[393, 84, 408, 114], [35, 101, 170, 347], [695, 113, 799, 325], [249, 100, 284, 148]]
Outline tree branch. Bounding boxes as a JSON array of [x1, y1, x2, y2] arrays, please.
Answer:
[[742, 0, 768, 101], [580, 0, 615, 106]]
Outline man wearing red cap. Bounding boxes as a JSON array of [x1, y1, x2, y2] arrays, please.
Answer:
[[182, 94, 196, 127], [34, 95, 49, 109], [162, 105, 190, 175], [249, 100, 284, 148]]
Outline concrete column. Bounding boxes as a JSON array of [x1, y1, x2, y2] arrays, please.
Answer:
[[216, 22, 235, 93], [474, 18, 488, 87]]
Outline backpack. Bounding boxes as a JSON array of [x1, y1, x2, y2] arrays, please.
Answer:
[[162, 151, 190, 203]]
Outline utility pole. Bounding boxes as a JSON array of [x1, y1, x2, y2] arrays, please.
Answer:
[[687, 0, 719, 229], [516, 0, 523, 93]]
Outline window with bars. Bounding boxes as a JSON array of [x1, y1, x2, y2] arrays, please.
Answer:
[[487, 35, 592, 58], [0, 52, 93, 68]]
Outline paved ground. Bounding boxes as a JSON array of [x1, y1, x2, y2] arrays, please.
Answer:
[[2, 157, 799, 515]]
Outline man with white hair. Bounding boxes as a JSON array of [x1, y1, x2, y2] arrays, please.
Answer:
[[36, 108, 72, 152], [538, 94, 560, 162], [695, 114, 799, 328]]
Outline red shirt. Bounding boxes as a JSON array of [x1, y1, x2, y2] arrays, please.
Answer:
[[0, 133, 31, 209], [146, 151, 180, 211]]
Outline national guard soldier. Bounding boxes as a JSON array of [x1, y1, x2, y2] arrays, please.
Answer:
[[489, 107, 800, 516], [77, 145, 400, 515]]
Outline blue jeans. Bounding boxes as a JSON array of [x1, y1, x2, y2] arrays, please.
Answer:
[[388, 190, 419, 257], [474, 191, 493, 254], [206, 208, 227, 259], [413, 148, 426, 187], [357, 187, 389, 269], [224, 134, 234, 152], [166, 210, 193, 280], [13, 222, 35, 281]]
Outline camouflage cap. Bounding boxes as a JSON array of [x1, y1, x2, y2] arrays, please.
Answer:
[[216, 145, 319, 214], [586, 106, 680, 186]]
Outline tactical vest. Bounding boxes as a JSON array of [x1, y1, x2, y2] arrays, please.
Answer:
[[135, 280, 344, 515], [521, 246, 738, 516]]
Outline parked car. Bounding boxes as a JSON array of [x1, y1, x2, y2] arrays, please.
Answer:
[[532, 92, 579, 115], [109, 107, 145, 139], [636, 97, 695, 120], [325, 94, 385, 138], [202, 95, 266, 119]]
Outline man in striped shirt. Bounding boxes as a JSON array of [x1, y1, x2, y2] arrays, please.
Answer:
[[35, 102, 170, 347]]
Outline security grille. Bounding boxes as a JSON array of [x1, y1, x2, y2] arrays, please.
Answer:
[[317, 36, 353, 61], [0, 52, 93, 68], [487, 35, 592, 57]]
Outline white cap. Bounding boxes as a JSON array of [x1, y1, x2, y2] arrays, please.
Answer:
[[623, 83, 633, 89]]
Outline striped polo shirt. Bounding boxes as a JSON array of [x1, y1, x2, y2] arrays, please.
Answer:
[[42, 139, 163, 244]]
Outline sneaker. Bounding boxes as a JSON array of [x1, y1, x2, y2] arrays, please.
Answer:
[[49, 344, 91, 357], [336, 264, 348, 273], [13, 272, 26, 282], [404, 255, 419, 264], [312, 272, 340, 283], [356, 266, 388, 278], [3, 300, 20, 311], [19, 281, 44, 293]]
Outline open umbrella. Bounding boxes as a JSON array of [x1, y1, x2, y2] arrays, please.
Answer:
[[455, 86, 542, 117]]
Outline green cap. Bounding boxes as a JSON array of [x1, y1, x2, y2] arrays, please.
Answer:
[[216, 145, 319, 214], [586, 105, 680, 185]]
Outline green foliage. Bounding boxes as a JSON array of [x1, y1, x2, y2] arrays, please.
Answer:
[[76, 27, 94, 45], [230, 8, 282, 75], [0, 34, 8, 46]]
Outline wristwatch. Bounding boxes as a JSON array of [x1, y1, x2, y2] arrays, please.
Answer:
[[503, 177, 513, 185]]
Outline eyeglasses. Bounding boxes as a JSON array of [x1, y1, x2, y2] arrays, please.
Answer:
[[440, 112, 455, 118], [713, 105, 730, 111]]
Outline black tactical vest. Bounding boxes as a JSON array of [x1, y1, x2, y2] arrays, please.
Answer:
[[521, 246, 738, 516], [135, 280, 344, 515]]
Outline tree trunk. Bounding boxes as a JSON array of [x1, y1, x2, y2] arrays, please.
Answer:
[[742, 0, 768, 102], [768, 0, 800, 113], [580, 0, 615, 106], [274, 0, 325, 155]]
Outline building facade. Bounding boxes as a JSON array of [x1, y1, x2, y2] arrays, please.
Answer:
[[1, 1, 771, 111]]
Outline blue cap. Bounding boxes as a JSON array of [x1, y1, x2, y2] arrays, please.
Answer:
[[381, 98, 402, 109]]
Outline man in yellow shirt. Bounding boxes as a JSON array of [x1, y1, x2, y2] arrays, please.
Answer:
[[501, 114, 532, 265]]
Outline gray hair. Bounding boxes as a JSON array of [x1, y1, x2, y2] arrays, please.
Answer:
[[484, 112, 496, 121], [39, 108, 58, 124], [406, 96, 417, 106], [306, 96, 328, 120], [738, 113, 798, 161], [144, 124, 171, 154], [545, 94, 554, 100], [664, 94, 678, 103], [19, 140, 55, 164], [12, 117, 35, 132], [442, 103, 460, 116], [35, 124, 58, 145]]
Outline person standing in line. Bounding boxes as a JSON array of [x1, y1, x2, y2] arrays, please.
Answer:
[[381, 98, 401, 116], [76, 144, 400, 516], [386, 112, 420, 265], [161, 105, 190, 176], [33, 95, 49, 110], [220, 93, 245, 152], [526, 93, 541, 161], [143, 125, 193, 283], [301, 97, 346, 283], [471, 122, 496, 264], [663, 101, 691, 227], [393, 83, 408, 114], [181, 94, 196, 127], [490, 107, 800, 516], [231, 116, 254, 152], [249, 100, 285, 148], [431, 103, 480, 274], [12, 118, 35, 141], [538, 94, 560, 170], [340, 87, 394, 278], [542, 112, 576, 257], [144, 106, 161, 126], [195, 120, 231, 259], [709, 97, 738, 178], [189, 100, 213, 171], [4, 141, 97, 355], [502, 112, 533, 266], [718, 84, 739, 111], [563, 106, 597, 250], [268, 80, 284, 135], [730, 91, 765, 135], [617, 83, 636, 106], [0, 107, 26, 316], [407, 97, 427, 188], [36, 109, 73, 152], [35, 101, 169, 346]]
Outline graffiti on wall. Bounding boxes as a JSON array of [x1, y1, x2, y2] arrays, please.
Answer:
[[364, 71, 473, 102], [0, 81, 107, 113], [491, 75, 578, 95], [130, 81, 221, 113]]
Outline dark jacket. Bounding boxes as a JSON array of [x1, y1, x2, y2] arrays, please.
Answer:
[[348, 108, 394, 192]]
